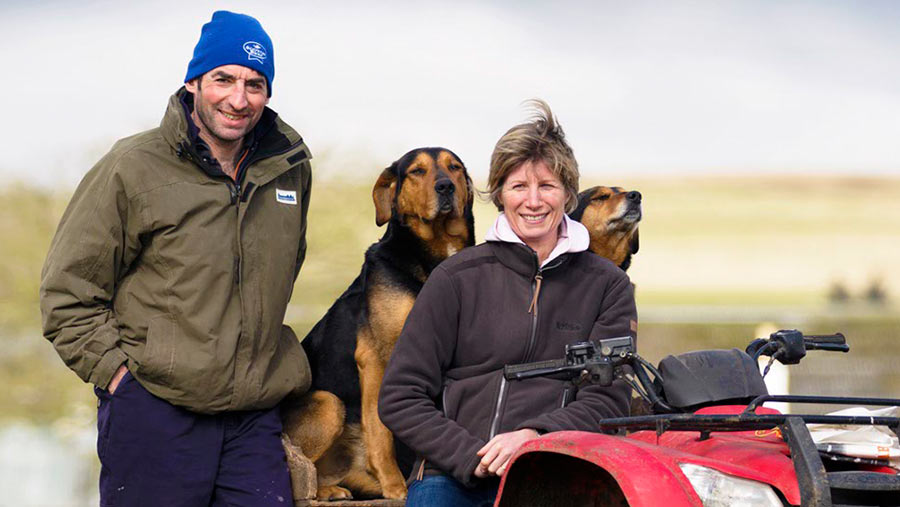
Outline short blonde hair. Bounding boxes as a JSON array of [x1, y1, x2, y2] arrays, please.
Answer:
[[486, 99, 579, 212]]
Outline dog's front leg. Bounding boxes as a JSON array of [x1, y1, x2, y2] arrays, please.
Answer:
[[355, 333, 407, 499]]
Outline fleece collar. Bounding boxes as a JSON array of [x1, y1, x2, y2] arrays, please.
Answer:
[[485, 213, 589, 268]]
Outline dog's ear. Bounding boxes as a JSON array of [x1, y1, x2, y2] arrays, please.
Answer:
[[373, 163, 398, 226], [446, 149, 473, 210], [569, 189, 593, 221], [629, 228, 640, 254]]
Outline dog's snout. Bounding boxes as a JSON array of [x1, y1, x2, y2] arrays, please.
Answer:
[[626, 191, 641, 203], [435, 179, 455, 195]]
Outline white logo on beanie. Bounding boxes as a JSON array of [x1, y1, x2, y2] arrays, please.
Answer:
[[243, 41, 267, 64]]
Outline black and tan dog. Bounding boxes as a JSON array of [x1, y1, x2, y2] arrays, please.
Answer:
[[570, 186, 642, 271], [282, 148, 474, 500]]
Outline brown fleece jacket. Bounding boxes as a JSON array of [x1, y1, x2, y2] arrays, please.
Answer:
[[379, 241, 637, 487]]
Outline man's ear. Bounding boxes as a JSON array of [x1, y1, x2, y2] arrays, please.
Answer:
[[373, 163, 398, 226], [185, 78, 200, 94]]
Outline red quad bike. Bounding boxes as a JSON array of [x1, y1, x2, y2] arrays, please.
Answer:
[[495, 330, 900, 506]]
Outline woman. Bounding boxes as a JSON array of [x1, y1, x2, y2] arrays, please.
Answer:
[[379, 100, 637, 506]]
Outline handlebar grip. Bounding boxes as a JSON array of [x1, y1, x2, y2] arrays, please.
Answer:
[[504, 358, 568, 377], [803, 333, 845, 345], [805, 343, 850, 353]]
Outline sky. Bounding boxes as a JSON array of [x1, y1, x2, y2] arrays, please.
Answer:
[[1, 0, 898, 188]]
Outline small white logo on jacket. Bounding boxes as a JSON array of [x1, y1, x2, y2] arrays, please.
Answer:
[[243, 41, 267, 64], [276, 189, 297, 205]]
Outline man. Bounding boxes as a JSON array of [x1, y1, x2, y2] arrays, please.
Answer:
[[40, 11, 311, 506]]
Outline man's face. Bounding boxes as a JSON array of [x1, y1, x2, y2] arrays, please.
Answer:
[[184, 65, 269, 146]]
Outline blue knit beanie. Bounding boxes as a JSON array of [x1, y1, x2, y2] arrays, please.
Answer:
[[185, 11, 275, 97]]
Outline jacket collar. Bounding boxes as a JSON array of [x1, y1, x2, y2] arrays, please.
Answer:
[[159, 87, 309, 184], [485, 213, 589, 268]]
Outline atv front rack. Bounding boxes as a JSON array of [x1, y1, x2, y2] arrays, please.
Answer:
[[599, 395, 900, 434], [599, 411, 900, 435], [599, 395, 900, 507]]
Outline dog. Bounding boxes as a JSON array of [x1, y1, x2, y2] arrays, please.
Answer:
[[282, 147, 474, 500], [571, 186, 643, 417], [570, 186, 641, 271]]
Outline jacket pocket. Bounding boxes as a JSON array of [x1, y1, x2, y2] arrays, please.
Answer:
[[279, 324, 311, 395], [95, 389, 112, 461], [440, 370, 504, 442], [496, 376, 568, 433], [488, 375, 510, 439], [137, 314, 177, 384]]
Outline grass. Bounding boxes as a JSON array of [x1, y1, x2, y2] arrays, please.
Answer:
[[2, 172, 899, 422], [287, 173, 900, 335], [0, 184, 68, 333], [610, 175, 900, 303]]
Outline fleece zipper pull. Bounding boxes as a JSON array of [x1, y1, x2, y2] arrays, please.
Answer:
[[527, 274, 543, 314]]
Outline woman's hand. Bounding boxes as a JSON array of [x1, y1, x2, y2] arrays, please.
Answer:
[[473, 428, 540, 478]]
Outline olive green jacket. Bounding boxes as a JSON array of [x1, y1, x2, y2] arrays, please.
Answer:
[[40, 89, 313, 413]]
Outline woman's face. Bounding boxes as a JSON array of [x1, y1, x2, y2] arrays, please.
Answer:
[[500, 159, 567, 252]]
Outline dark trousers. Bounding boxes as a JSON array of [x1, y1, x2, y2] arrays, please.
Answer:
[[94, 371, 293, 506]]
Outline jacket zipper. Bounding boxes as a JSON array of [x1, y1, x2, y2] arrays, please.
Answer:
[[523, 275, 541, 362], [488, 252, 569, 438], [230, 180, 242, 285], [521, 256, 565, 362], [441, 383, 450, 417], [486, 253, 572, 436], [174, 134, 306, 410], [487, 272, 540, 438], [488, 376, 508, 439], [225, 139, 308, 282], [179, 137, 308, 200], [521, 250, 541, 363], [176, 144, 243, 287], [560, 385, 573, 408], [229, 150, 247, 284]]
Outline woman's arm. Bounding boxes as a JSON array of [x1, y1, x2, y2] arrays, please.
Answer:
[[378, 267, 487, 487]]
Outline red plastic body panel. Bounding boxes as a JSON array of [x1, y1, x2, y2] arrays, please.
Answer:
[[496, 405, 803, 506], [497, 432, 703, 507], [627, 406, 800, 504]]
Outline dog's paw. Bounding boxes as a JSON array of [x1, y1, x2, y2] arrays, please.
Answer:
[[317, 485, 353, 500], [381, 483, 408, 500]]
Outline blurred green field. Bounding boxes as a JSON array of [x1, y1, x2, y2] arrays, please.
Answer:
[[2, 173, 899, 423], [626, 175, 900, 310], [289, 174, 900, 333]]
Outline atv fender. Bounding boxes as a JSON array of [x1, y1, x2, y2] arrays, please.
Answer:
[[496, 431, 702, 507]]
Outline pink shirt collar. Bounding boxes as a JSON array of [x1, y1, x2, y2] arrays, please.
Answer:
[[485, 213, 590, 267]]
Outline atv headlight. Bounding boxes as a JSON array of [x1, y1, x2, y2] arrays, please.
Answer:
[[678, 463, 782, 506]]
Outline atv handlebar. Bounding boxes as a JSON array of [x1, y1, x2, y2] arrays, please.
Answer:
[[746, 329, 848, 365], [802, 332, 847, 345], [503, 337, 633, 386], [802, 332, 850, 352], [503, 329, 851, 415], [503, 358, 568, 380]]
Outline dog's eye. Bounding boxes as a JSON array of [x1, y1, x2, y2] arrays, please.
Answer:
[[592, 194, 611, 201], [448, 164, 462, 172], [409, 168, 426, 176]]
